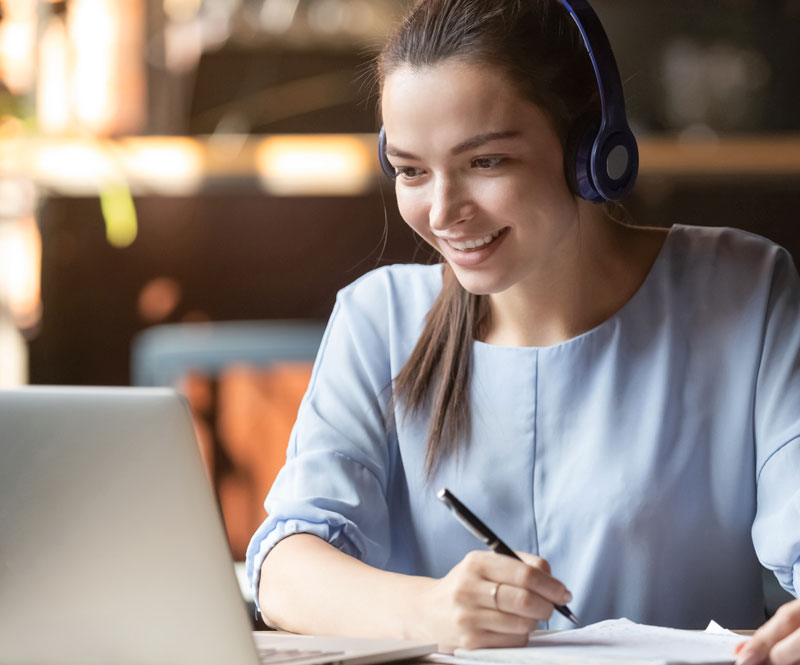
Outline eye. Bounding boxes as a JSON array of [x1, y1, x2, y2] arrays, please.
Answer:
[[395, 166, 424, 179], [471, 156, 504, 170]]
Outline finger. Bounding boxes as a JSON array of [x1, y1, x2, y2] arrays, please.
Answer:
[[464, 551, 570, 608], [474, 579, 552, 620], [736, 602, 800, 665], [471, 607, 540, 636], [438, 630, 530, 653], [480, 579, 503, 610], [471, 629, 531, 649], [504, 559, 571, 607], [493, 581, 558, 620], [455, 628, 531, 651], [769, 627, 800, 665], [516, 552, 551, 575]]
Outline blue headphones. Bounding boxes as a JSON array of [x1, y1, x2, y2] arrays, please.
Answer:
[[377, 0, 638, 203]]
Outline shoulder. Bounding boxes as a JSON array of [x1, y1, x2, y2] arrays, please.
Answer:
[[332, 263, 443, 352], [668, 224, 792, 271], [645, 225, 800, 344], [337, 263, 443, 308], [662, 224, 795, 295]]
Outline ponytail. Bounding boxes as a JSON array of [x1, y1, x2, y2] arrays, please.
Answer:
[[393, 264, 487, 476]]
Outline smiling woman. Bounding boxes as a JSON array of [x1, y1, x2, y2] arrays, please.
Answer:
[[380, 24, 664, 472], [245, 0, 800, 659]]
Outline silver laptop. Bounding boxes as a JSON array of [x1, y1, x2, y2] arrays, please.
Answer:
[[0, 386, 435, 665]]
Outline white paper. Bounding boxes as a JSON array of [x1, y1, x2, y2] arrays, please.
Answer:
[[703, 620, 740, 638], [453, 618, 749, 665]]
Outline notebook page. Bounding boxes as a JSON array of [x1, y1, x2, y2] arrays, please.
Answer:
[[453, 618, 749, 665]]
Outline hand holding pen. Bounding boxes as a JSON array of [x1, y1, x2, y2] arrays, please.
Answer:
[[437, 488, 580, 627]]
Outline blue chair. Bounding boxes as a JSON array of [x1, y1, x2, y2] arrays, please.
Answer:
[[131, 320, 326, 388]]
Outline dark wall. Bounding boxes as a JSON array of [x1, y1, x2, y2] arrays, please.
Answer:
[[171, 4, 800, 138], [29, 189, 429, 386]]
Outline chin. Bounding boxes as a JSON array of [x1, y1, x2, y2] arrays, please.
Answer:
[[450, 269, 511, 296]]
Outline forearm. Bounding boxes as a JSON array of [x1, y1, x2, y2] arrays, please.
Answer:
[[258, 534, 435, 641]]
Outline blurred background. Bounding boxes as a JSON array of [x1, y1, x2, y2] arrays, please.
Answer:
[[1, 0, 798, 618]]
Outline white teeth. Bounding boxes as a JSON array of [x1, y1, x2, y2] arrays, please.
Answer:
[[447, 230, 502, 251]]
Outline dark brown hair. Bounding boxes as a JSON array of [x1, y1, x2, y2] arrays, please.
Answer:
[[380, 0, 600, 476]]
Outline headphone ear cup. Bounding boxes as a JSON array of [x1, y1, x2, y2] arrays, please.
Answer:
[[564, 116, 604, 203], [378, 126, 396, 180]]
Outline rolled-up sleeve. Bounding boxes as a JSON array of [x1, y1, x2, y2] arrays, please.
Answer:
[[245, 275, 396, 611], [752, 248, 800, 597]]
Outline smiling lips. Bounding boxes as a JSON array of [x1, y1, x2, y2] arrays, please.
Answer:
[[444, 229, 504, 252]]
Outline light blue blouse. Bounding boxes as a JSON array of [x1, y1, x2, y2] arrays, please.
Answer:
[[246, 224, 800, 630]]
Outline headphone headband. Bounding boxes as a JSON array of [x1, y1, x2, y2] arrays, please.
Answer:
[[377, 0, 638, 202], [559, 0, 638, 201]]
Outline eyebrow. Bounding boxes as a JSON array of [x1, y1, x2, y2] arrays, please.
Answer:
[[385, 130, 522, 161]]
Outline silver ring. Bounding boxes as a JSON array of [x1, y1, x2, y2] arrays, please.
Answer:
[[491, 582, 501, 609]]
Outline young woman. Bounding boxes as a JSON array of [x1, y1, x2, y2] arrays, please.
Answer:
[[246, 0, 800, 660]]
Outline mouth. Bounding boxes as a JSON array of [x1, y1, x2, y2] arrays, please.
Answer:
[[444, 229, 505, 252]]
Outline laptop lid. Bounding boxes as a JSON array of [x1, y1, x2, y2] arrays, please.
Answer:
[[0, 386, 261, 665], [0, 386, 436, 665]]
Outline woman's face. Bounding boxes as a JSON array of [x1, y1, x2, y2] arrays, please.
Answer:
[[381, 60, 580, 296]]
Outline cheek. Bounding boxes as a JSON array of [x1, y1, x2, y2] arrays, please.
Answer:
[[396, 189, 431, 238], [512, 165, 575, 217]]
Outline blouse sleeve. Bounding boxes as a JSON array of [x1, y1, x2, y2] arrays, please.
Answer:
[[245, 274, 397, 611], [752, 247, 800, 598]]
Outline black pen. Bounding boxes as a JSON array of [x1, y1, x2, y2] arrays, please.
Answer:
[[437, 487, 580, 626]]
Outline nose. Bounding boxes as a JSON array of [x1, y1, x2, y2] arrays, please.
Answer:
[[428, 175, 474, 231]]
